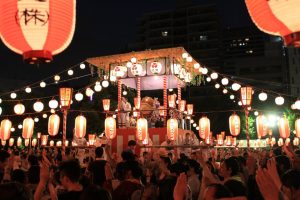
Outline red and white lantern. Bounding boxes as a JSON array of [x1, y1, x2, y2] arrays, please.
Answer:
[[48, 114, 60, 136], [105, 117, 116, 140], [167, 118, 178, 141], [168, 95, 176, 108], [245, 0, 300, 47], [88, 134, 96, 146], [187, 104, 193, 115], [136, 118, 148, 143], [74, 115, 86, 138], [293, 137, 299, 146], [178, 100, 186, 112], [199, 116, 210, 139], [0, 119, 12, 141], [114, 66, 127, 77], [22, 117, 34, 139], [102, 99, 110, 111], [229, 114, 240, 136], [0, 0, 76, 63], [131, 63, 143, 76], [150, 61, 162, 74], [256, 115, 268, 138], [278, 117, 290, 139]]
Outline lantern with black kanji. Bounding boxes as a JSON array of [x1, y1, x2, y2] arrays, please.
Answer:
[[105, 117, 116, 140], [136, 118, 148, 143], [229, 114, 240, 137], [0, 0, 76, 63], [167, 118, 178, 141], [199, 117, 210, 139]]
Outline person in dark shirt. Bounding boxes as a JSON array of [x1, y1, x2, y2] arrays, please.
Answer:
[[87, 147, 107, 186], [58, 159, 83, 200]]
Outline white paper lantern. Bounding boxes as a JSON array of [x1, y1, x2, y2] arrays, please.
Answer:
[[258, 92, 268, 101], [210, 73, 218, 80], [223, 89, 228, 94], [186, 56, 193, 62], [221, 78, 229, 85], [230, 95, 235, 99], [194, 63, 200, 69], [150, 61, 162, 74], [33, 101, 44, 112], [10, 93, 17, 99], [49, 99, 59, 109], [131, 57, 137, 63], [232, 83, 241, 91], [75, 92, 84, 101], [54, 75, 60, 82], [206, 77, 211, 82], [40, 81, 46, 88], [67, 69, 74, 76], [25, 87, 31, 93], [94, 82, 102, 92], [102, 80, 109, 88], [295, 100, 300, 109], [201, 68, 208, 75], [14, 103, 25, 115], [131, 63, 143, 76], [215, 83, 220, 89], [43, 114, 48, 118], [85, 88, 94, 97], [275, 96, 284, 105], [80, 63, 86, 69], [182, 53, 188, 59], [34, 117, 39, 122]]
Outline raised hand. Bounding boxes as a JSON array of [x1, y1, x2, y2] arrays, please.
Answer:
[[256, 166, 280, 200], [266, 158, 282, 190], [174, 173, 187, 200]]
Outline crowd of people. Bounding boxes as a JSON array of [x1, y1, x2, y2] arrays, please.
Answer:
[[0, 139, 300, 200]]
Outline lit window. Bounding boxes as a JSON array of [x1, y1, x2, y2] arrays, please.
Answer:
[[162, 31, 168, 37]]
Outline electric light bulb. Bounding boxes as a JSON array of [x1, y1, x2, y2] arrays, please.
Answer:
[[210, 73, 218, 80], [80, 63, 86, 69], [230, 95, 234, 100], [221, 78, 229, 85], [215, 83, 220, 89], [67, 69, 74, 76], [232, 83, 241, 91], [206, 77, 211, 82], [201, 68, 208, 75], [25, 87, 31, 93], [40, 81, 46, 88], [194, 63, 200, 69]]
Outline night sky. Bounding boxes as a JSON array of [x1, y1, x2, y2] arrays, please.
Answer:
[[0, 0, 252, 85]]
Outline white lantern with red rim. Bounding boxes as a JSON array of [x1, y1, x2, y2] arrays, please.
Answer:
[[22, 117, 34, 139], [167, 118, 178, 141], [295, 118, 300, 138], [102, 99, 110, 111], [136, 118, 148, 143], [74, 115, 86, 138], [187, 104, 193, 115], [199, 117, 210, 139], [179, 100, 186, 112], [256, 115, 268, 138], [105, 117, 116, 140], [168, 95, 176, 108], [278, 117, 290, 139], [48, 114, 60, 136], [229, 114, 240, 136], [240, 87, 253, 107], [0, 119, 12, 141]]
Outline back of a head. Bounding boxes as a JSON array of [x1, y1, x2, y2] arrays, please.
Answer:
[[128, 140, 136, 147], [282, 169, 300, 190], [80, 185, 111, 200], [59, 159, 81, 183], [28, 155, 39, 166], [224, 157, 240, 176], [124, 160, 143, 179], [275, 155, 291, 176], [224, 179, 247, 197], [169, 162, 188, 175], [187, 159, 201, 174], [160, 156, 172, 169], [0, 150, 10, 163], [11, 169, 26, 184], [121, 150, 135, 161], [0, 182, 31, 200], [95, 147, 104, 158]]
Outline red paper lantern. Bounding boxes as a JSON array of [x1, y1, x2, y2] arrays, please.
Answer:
[[240, 87, 253, 107], [293, 137, 299, 146], [102, 99, 110, 111], [229, 114, 240, 136], [48, 114, 60, 136], [74, 115, 86, 138], [245, 0, 300, 47], [167, 118, 178, 141], [295, 118, 300, 138], [88, 134, 96, 146], [136, 118, 148, 143], [41, 135, 48, 146], [178, 100, 186, 112], [256, 115, 268, 138], [278, 117, 290, 139], [187, 104, 193, 115], [105, 117, 116, 140], [199, 116, 210, 139], [22, 117, 34, 139], [0, 119, 12, 141], [0, 0, 76, 63], [159, 106, 165, 117]]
